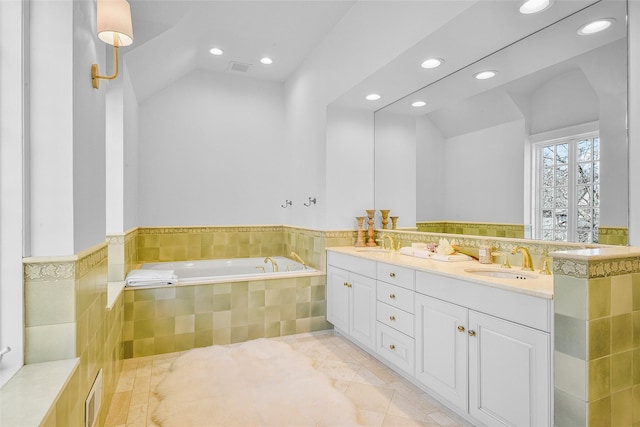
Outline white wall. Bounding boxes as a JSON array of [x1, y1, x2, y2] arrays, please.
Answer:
[[138, 69, 286, 226], [325, 107, 374, 229], [630, 0, 640, 245], [374, 111, 416, 228], [123, 67, 139, 231], [445, 120, 525, 223], [416, 116, 446, 221]]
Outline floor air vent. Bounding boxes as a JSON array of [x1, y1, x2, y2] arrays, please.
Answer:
[[85, 369, 103, 427], [228, 61, 252, 73]]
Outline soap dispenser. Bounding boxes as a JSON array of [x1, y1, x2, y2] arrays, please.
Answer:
[[478, 241, 492, 264]]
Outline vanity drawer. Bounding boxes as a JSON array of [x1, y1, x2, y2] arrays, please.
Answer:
[[327, 251, 376, 279], [377, 281, 414, 313], [377, 301, 414, 337], [377, 262, 415, 290], [376, 322, 415, 375]]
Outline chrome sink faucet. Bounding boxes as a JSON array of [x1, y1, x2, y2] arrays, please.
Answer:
[[264, 256, 279, 272], [511, 246, 534, 271]]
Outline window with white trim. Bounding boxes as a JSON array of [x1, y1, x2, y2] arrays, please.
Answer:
[[536, 133, 600, 243]]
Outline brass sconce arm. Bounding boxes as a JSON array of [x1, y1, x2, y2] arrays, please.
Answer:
[[92, 43, 120, 89]]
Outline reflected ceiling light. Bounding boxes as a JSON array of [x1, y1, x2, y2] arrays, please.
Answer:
[[92, 0, 134, 89], [260, 57, 273, 65], [209, 47, 224, 55], [366, 94, 381, 101], [474, 70, 497, 80], [412, 101, 427, 107], [519, 0, 552, 15], [421, 58, 444, 69], [578, 18, 615, 35]]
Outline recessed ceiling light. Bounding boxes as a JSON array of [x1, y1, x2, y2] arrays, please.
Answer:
[[474, 70, 497, 80], [260, 57, 273, 65], [412, 101, 427, 107], [209, 47, 224, 56], [578, 18, 615, 35], [366, 94, 381, 101], [519, 0, 552, 15], [421, 58, 444, 69]]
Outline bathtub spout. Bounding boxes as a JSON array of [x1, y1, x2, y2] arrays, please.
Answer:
[[264, 257, 279, 272], [290, 252, 308, 269]]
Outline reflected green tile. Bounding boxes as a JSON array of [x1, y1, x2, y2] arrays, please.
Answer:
[[134, 319, 154, 339], [154, 317, 175, 337], [612, 314, 632, 354], [588, 317, 610, 360], [213, 294, 231, 312], [195, 312, 213, 331], [124, 341, 133, 358], [175, 333, 194, 351], [231, 326, 248, 343], [124, 290, 134, 303], [612, 350, 633, 392], [133, 300, 155, 321], [588, 357, 610, 401]]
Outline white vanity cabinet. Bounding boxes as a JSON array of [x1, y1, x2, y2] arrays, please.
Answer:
[[415, 271, 551, 427], [326, 252, 377, 351], [375, 263, 415, 375]]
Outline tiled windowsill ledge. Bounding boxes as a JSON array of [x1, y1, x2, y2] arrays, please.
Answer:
[[0, 358, 78, 426]]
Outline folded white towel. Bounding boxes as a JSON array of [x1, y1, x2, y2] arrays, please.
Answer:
[[126, 269, 177, 287], [431, 254, 472, 262], [399, 247, 415, 256], [413, 249, 434, 259]]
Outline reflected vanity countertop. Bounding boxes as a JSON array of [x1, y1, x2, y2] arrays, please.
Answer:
[[550, 246, 640, 261], [327, 246, 554, 300]]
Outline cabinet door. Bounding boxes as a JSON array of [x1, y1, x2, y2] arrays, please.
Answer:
[[349, 273, 377, 350], [415, 294, 468, 411], [326, 266, 350, 332], [468, 311, 550, 427]]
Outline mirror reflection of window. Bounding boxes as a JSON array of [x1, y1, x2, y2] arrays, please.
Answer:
[[536, 133, 600, 243]]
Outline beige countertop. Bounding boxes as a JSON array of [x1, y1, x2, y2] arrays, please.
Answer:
[[327, 246, 554, 300]]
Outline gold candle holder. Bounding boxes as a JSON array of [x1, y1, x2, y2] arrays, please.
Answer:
[[365, 209, 377, 246], [390, 216, 399, 230], [380, 210, 390, 229], [355, 216, 366, 247]]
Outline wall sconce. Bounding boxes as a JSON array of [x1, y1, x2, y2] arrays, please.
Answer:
[[91, 0, 134, 89]]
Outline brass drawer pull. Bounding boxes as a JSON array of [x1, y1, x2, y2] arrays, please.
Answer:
[[457, 325, 465, 333], [389, 344, 396, 350], [343, 282, 348, 287], [468, 330, 476, 337], [389, 272, 396, 278], [389, 316, 396, 321], [389, 294, 396, 299]]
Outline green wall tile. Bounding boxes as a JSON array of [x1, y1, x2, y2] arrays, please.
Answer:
[[611, 351, 633, 392], [589, 317, 611, 360], [588, 356, 611, 401], [612, 314, 632, 354]]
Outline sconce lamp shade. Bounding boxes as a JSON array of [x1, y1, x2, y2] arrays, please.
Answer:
[[97, 0, 134, 47]]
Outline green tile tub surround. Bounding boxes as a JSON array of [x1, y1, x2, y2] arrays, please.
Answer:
[[598, 227, 629, 246], [551, 249, 640, 427], [123, 274, 329, 358], [23, 242, 125, 427]]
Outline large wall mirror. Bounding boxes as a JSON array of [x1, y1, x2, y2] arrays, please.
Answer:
[[374, 0, 628, 244]]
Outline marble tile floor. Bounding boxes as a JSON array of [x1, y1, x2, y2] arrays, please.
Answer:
[[104, 331, 474, 427]]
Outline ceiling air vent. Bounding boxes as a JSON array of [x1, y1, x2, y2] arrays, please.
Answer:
[[228, 61, 251, 73]]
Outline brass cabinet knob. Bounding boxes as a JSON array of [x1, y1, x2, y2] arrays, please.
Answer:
[[389, 344, 396, 350], [389, 272, 396, 278], [468, 330, 476, 337], [389, 294, 396, 299], [457, 325, 465, 333], [348, 283, 352, 288], [389, 316, 396, 321], [343, 282, 348, 287]]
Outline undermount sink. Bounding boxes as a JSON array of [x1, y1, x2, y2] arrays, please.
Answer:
[[464, 268, 538, 280]]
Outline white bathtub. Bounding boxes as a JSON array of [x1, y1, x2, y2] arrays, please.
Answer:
[[141, 256, 317, 284]]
